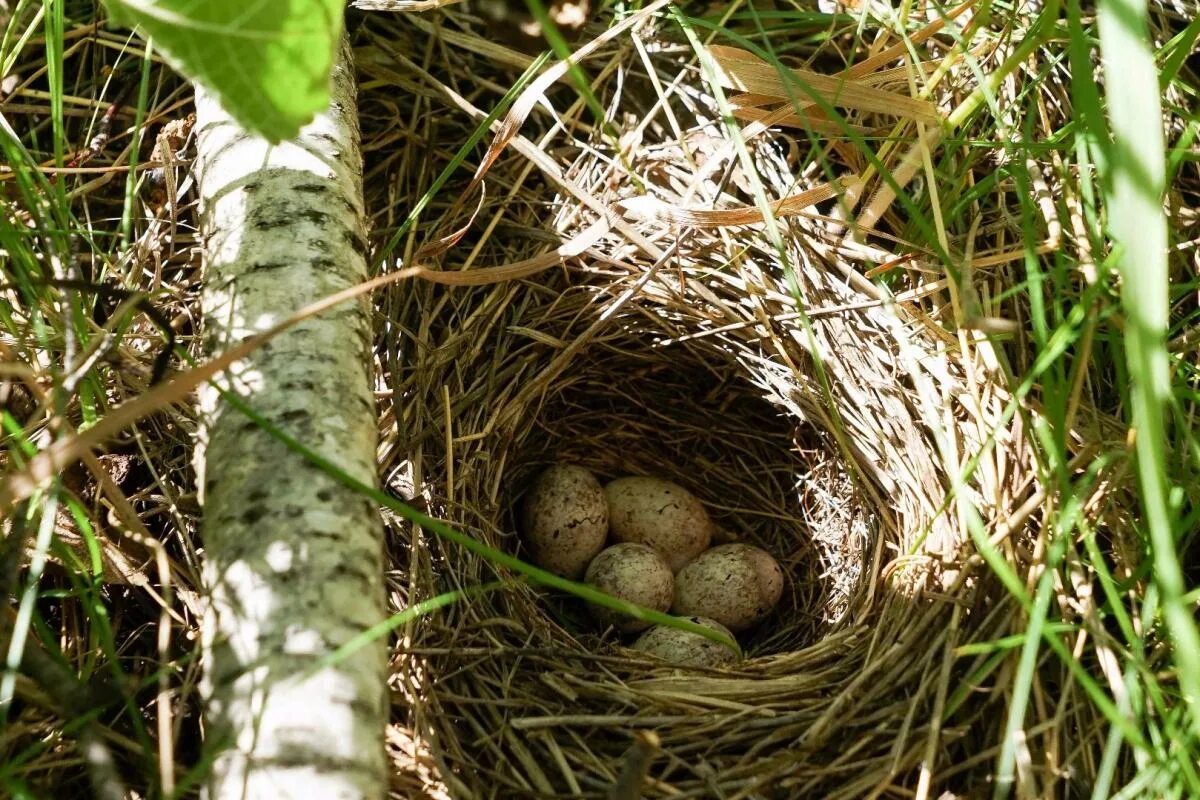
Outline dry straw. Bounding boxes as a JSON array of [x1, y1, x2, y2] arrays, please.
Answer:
[[356, 6, 1117, 798]]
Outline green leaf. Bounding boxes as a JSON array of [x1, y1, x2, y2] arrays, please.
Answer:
[[103, 0, 343, 142]]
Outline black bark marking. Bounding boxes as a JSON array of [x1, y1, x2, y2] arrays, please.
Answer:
[[306, 529, 345, 542], [243, 260, 291, 274], [297, 208, 331, 226], [241, 506, 268, 525], [342, 226, 368, 253]]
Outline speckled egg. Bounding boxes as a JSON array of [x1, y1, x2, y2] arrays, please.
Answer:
[[672, 545, 780, 631], [711, 543, 784, 610], [604, 477, 713, 571], [631, 616, 741, 668], [585, 543, 674, 632], [520, 464, 608, 579]]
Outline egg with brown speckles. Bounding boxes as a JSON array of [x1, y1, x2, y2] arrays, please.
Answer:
[[585, 543, 674, 632], [672, 544, 782, 631], [520, 464, 608, 579], [604, 477, 713, 571], [711, 543, 784, 610], [631, 616, 741, 668]]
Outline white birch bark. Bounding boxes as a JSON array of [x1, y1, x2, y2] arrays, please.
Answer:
[[191, 35, 387, 800]]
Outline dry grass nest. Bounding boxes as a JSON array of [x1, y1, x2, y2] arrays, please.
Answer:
[[358, 8, 1136, 799]]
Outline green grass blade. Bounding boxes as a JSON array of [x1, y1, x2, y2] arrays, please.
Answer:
[[317, 582, 506, 670], [43, 0, 64, 171], [1097, 0, 1200, 737], [121, 39, 155, 245], [995, 478, 1089, 798]]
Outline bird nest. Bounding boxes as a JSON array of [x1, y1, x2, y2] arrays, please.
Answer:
[[357, 9, 1111, 799]]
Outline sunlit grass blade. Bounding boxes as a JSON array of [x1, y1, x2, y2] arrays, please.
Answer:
[[706, 44, 940, 122], [1097, 0, 1200, 737]]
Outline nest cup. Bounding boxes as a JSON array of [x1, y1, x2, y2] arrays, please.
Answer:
[[393, 255, 887, 797], [383, 160, 928, 794], [362, 16, 1050, 799], [506, 325, 870, 651]]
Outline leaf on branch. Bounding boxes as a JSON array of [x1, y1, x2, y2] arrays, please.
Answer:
[[104, 0, 344, 142]]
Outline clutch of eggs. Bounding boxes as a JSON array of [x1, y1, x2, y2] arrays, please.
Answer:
[[521, 463, 785, 665]]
